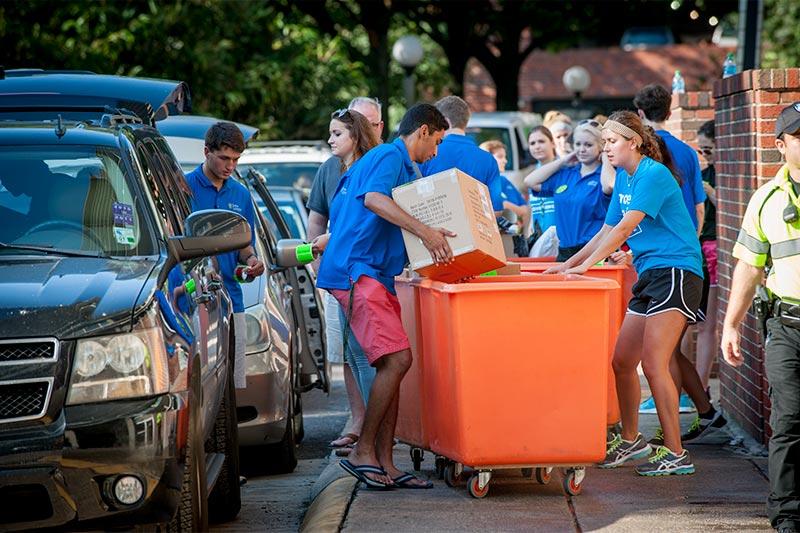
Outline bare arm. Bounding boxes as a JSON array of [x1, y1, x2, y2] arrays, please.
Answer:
[[543, 223, 613, 273], [307, 210, 329, 242], [703, 181, 717, 206], [694, 202, 705, 237], [364, 192, 455, 264], [503, 201, 531, 230], [523, 153, 576, 191], [600, 152, 615, 195], [720, 261, 764, 367]]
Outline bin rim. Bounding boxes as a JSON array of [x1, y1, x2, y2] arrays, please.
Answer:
[[507, 259, 631, 272], [419, 274, 620, 293]]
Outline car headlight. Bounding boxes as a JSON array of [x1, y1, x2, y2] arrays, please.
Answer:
[[67, 322, 169, 405], [245, 303, 271, 355]]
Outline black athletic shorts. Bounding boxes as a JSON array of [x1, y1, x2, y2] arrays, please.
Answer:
[[627, 267, 704, 324]]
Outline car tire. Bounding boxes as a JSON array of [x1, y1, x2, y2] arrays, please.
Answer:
[[264, 395, 298, 474], [208, 351, 242, 523], [166, 363, 208, 532]]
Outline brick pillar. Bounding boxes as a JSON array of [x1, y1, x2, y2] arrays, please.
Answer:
[[713, 68, 800, 443], [666, 91, 715, 149]]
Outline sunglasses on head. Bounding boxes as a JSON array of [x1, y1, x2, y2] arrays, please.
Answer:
[[331, 108, 350, 119], [579, 119, 601, 128], [696, 147, 713, 156]]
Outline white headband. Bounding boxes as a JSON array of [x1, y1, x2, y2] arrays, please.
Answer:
[[603, 120, 643, 147]]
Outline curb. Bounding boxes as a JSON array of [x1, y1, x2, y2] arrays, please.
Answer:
[[300, 456, 358, 532]]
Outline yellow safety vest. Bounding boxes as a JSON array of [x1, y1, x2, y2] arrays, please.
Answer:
[[733, 164, 800, 304]]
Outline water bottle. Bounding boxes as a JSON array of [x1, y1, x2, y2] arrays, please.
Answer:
[[722, 53, 737, 78], [671, 70, 685, 94]]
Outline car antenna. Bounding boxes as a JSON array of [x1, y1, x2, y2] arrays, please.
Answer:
[[55, 114, 67, 138]]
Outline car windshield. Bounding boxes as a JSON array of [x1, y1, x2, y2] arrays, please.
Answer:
[[0, 145, 155, 257], [239, 162, 319, 190], [465, 127, 513, 171]]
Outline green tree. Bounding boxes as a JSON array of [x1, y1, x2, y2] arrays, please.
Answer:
[[762, 0, 800, 68]]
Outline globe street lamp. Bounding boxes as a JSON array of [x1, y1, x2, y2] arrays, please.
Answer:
[[562, 66, 591, 108], [392, 35, 424, 108]]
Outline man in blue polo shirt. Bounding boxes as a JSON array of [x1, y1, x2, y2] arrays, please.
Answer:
[[634, 84, 710, 417], [185, 122, 264, 390], [318, 103, 453, 489], [419, 95, 504, 213]]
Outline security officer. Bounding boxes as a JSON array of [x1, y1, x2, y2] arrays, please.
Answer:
[[722, 102, 800, 533]]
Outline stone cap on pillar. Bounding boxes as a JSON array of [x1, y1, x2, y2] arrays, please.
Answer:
[[714, 69, 800, 99]]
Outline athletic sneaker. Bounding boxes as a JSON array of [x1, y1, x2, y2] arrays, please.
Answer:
[[678, 393, 696, 413], [636, 446, 695, 476], [648, 427, 664, 446], [639, 396, 657, 414], [598, 433, 652, 469], [681, 410, 727, 442]]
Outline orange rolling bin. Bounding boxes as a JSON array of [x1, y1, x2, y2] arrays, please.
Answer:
[[416, 274, 619, 498], [508, 260, 639, 428], [394, 276, 432, 470]]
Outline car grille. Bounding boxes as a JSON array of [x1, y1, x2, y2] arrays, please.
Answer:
[[0, 340, 57, 363], [0, 380, 52, 422]]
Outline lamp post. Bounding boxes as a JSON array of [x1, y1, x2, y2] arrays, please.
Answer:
[[562, 66, 591, 109], [392, 35, 424, 108]]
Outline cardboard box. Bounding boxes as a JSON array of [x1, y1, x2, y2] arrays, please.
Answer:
[[392, 168, 505, 283]]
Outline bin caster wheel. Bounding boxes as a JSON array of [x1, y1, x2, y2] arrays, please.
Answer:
[[562, 468, 585, 496], [410, 447, 424, 471], [521, 468, 533, 478], [444, 463, 462, 487], [435, 456, 447, 479], [535, 467, 553, 485], [468, 473, 490, 499]]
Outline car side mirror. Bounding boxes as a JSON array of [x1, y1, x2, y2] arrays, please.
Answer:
[[158, 210, 252, 286]]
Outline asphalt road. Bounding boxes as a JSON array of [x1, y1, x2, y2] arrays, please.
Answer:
[[214, 364, 348, 532]]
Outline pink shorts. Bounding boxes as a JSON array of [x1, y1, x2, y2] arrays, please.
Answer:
[[701, 240, 718, 286], [330, 276, 410, 365]]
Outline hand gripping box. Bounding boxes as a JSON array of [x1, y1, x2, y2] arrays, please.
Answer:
[[392, 168, 505, 283]]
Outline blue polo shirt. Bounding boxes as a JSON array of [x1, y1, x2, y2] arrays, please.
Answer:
[[419, 134, 504, 211], [186, 166, 257, 313], [656, 130, 706, 229], [605, 157, 702, 277], [317, 138, 416, 294], [538, 164, 610, 248], [500, 176, 526, 207]]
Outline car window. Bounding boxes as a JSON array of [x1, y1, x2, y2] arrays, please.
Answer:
[[138, 139, 185, 236], [238, 163, 319, 190], [0, 145, 155, 256], [465, 127, 514, 171]]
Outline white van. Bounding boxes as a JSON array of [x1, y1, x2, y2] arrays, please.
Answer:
[[466, 111, 541, 191]]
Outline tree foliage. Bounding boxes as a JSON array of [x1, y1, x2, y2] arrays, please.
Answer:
[[762, 0, 800, 69]]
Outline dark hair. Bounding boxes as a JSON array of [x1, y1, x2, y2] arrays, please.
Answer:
[[530, 125, 554, 143], [698, 119, 715, 140], [205, 122, 246, 153], [330, 109, 380, 171], [607, 110, 681, 185], [397, 103, 449, 136], [633, 84, 672, 123], [435, 95, 471, 129]]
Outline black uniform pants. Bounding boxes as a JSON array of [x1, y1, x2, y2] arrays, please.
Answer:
[[765, 317, 800, 530]]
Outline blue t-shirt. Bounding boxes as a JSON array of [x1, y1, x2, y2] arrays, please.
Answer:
[[657, 130, 706, 229], [419, 134, 504, 211], [604, 157, 703, 277], [500, 176, 526, 207], [317, 138, 416, 294], [539, 164, 610, 248], [186, 165, 257, 313]]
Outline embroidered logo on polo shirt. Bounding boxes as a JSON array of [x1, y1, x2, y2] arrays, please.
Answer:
[[587, 180, 598, 187], [556, 184, 568, 194], [228, 202, 241, 212]]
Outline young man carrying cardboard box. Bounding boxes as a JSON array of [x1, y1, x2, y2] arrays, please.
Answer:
[[316, 103, 453, 489]]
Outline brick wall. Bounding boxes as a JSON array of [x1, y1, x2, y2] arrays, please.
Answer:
[[713, 68, 800, 443]]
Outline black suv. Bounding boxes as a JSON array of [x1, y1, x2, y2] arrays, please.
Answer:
[[0, 72, 243, 531]]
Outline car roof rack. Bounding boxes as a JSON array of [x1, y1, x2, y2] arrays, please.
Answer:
[[0, 104, 144, 128]]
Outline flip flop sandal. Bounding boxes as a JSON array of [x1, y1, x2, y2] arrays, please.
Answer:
[[329, 432, 359, 448], [392, 472, 433, 489], [339, 459, 393, 489]]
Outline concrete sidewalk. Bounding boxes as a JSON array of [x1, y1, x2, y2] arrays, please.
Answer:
[[337, 412, 771, 532]]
